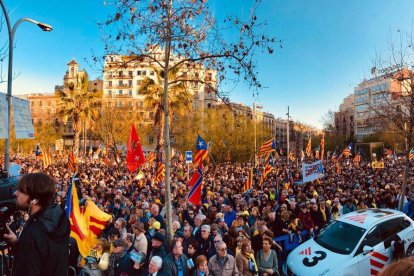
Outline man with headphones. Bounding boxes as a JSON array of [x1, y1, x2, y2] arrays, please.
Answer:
[[3, 173, 70, 276]]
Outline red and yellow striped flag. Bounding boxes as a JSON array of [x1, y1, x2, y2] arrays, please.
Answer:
[[42, 150, 53, 168], [259, 139, 276, 157], [68, 151, 76, 173], [320, 134, 325, 161], [305, 137, 312, 157], [156, 162, 165, 182], [146, 151, 156, 163], [243, 168, 253, 192]]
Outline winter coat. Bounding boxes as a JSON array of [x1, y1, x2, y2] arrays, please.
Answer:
[[12, 204, 70, 276], [235, 253, 255, 276], [208, 254, 239, 276], [161, 253, 190, 276]]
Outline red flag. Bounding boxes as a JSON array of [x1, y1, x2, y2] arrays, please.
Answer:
[[126, 124, 145, 173], [187, 165, 204, 206]]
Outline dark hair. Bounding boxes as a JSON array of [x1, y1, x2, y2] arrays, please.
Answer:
[[17, 173, 56, 207], [187, 239, 199, 250], [170, 239, 182, 250], [112, 238, 126, 249], [262, 236, 273, 245]]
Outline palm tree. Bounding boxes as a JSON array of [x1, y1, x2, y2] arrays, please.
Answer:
[[56, 72, 102, 155], [139, 67, 192, 160]]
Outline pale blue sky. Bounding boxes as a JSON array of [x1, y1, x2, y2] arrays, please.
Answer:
[[1, 0, 414, 128]]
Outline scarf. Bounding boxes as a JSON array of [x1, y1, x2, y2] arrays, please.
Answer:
[[243, 252, 258, 274], [109, 250, 127, 276]]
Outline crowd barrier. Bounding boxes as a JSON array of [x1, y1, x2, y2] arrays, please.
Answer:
[[274, 230, 310, 267]]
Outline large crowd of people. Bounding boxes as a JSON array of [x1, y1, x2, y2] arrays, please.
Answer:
[[2, 152, 414, 275]]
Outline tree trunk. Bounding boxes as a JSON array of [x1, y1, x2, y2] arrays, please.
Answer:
[[73, 128, 80, 156], [156, 116, 165, 161], [163, 0, 173, 243]]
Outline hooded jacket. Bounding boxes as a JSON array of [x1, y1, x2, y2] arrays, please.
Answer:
[[12, 204, 70, 276]]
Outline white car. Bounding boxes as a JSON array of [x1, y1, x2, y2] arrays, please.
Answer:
[[283, 209, 414, 276]]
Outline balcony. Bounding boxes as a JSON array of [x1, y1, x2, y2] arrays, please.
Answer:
[[105, 84, 133, 89], [105, 75, 133, 80]]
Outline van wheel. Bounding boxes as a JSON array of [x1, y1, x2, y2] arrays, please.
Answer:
[[406, 243, 414, 256]]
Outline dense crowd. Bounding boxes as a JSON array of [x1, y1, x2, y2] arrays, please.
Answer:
[[2, 153, 414, 276]]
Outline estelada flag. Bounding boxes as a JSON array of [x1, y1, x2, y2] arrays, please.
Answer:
[[194, 134, 208, 167], [187, 164, 204, 206], [126, 124, 145, 172], [35, 145, 43, 158]]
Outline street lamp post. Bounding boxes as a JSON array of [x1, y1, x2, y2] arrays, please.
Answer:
[[1, 0, 52, 175]]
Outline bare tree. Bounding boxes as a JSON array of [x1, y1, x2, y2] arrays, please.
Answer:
[[100, 0, 279, 240], [320, 110, 336, 132], [0, 16, 9, 84], [364, 30, 414, 210]]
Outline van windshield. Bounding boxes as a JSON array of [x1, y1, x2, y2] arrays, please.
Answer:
[[315, 221, 366, 255]]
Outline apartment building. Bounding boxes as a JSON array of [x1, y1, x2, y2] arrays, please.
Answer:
[[354, 68, 410, 141], [103, 52, 217, 112], [335, 94, 354, 140]]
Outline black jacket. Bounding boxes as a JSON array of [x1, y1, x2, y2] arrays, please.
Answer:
[[162, 253, 190, 276], [12, 204, 70, 276]]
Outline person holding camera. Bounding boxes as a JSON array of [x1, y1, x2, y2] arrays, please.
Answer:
[[3, 173, 70, 276]]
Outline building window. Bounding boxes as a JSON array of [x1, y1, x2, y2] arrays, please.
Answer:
[[128, 101, 132, 107], [142, 70, 146, 76], [119, 90, 122, 95], [137, 71, 141, 76], [129, 71, 133, 77], [129, 90, 132, 96], [31, 101, 34, 106], [108, 90, 112, 96], [117, 101, 122, 108], [109, 81, 112, 87], [128, 80, 133, 87], [39, 101, 42, 107], [118, 80, 123, 86], [150, 71, 154, 76], [140, 101, 144, 108]]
